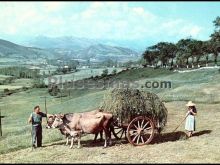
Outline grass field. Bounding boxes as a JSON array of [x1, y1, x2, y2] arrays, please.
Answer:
[[0, 75, 12, 80], [0, 67, 220, 163], [44, 67, 123, 85], [0, 102, 219, 163], [0, 78, 33, 94]]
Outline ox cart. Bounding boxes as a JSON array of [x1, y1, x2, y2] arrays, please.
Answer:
[[100, 88, 167, 146]]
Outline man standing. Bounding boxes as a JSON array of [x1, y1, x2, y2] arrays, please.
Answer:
[[28, 105, 52, 148]]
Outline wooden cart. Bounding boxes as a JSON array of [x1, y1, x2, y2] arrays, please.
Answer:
[[111, 114, 159, 146]]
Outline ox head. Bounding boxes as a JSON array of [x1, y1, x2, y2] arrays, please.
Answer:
[[46, 115, 56, 129], [51, 114, 65, 128]]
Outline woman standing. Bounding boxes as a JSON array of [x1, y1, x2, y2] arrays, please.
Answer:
[[185, 101, 197, 137]]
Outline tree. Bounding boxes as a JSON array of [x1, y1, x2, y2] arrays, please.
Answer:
[[213, 16, 220, 30], [142, 45, 160, 67], [210, 16, 220, 66], [188, 39, 203, 68], [166, 43, 178, 68], [176, 38, 192, 68], [112, 69, 117, 75], [210, 40, 220, 66], [202, 40, 213, 67], [142, 50, 155, 66], [101, 69, 108, 77], [155, 42, 170, 67], [143, 42, 178, 68], [48, 85, 60, 96], [176, 51, 185, 68]]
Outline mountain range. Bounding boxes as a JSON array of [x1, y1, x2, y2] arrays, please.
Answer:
[[0, 36, 142, 62]]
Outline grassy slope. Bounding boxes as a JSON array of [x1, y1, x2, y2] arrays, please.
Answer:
[[0, 67, 220, 163], [0, 102, 220, 163], [0, 88, 106, 154], [113, 67, 174, 80], [0, 78, 33, 94], [149, 68, 220, 103]]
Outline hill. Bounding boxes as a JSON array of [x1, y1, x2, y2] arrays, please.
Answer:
[[25, 36, 140, 61], [75, 44, 139, 61], [0, 39, 58, 60], [25, 36, 99, 51]]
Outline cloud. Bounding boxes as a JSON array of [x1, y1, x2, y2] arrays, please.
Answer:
[[158, 19, 203, 40], [42, 2, 64, 12], [8, 27, 17, 34], [70, 2, 158, 40], [0, 2, 206, 43], [180, 26, 202, 37], [132, 7, 145, 15]]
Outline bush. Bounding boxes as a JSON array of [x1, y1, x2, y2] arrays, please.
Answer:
[[3, 88, 13, 96], [112, 69, 117, 75], [22, 86, 29, 91], [33, 77, 47, 88], [3, 88, 10, 93], [33, 83, 48, 88], [101, 69, 108, 77], [48, 85, 60, 96]]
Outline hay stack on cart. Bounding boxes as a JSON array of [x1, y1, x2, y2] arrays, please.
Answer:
[[99, 88, 168, 146]]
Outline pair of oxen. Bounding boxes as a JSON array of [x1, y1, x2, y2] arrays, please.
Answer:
[[47, 109, 113, 149]]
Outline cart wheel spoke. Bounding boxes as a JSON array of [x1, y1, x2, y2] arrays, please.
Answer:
[[141, 135, 144, 143], [143, 130, 151, 135], [137, 135, 141, 144], [115, 128, 123, 135], [144, 126, 152, 130], [120, 130, 125, 139], [129, 129, 137, 132], [129, 130, 138, 136], [142, 121, 149, 129], [132, 134, 139, 142], [112, 124, 126, 140], [134, 124, 138, 129], [137, 120, 140, 128], [141, 119, 144, 128]]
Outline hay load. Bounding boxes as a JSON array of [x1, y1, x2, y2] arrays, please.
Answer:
[[99, 88, 167, 131]]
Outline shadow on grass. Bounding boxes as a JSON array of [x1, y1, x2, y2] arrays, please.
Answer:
[[151, 129, 212, 144], [45, 137, 128, 148], [192, 130, 212, 137], [45, 130, 212, 148]]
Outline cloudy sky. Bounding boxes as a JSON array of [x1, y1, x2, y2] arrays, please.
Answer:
[[0, 1, 220, 47]]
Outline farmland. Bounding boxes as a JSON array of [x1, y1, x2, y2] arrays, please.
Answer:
[[43, 67, 123, 85], [0, 67, 220, 163]]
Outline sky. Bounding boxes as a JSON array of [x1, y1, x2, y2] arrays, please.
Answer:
[[0, 1, 220, 48]]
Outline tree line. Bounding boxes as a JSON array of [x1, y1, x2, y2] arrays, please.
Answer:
[[0, 66, 40, 79], [142, 17, 220, 69]]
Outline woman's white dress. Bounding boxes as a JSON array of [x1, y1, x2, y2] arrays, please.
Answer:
[[185, 114, 196, 131]]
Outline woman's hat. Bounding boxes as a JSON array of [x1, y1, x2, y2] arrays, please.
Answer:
[[186, 101, 196, 107]]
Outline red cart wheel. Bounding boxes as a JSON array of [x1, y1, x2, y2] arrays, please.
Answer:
[[126, 116, 155, 146]]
